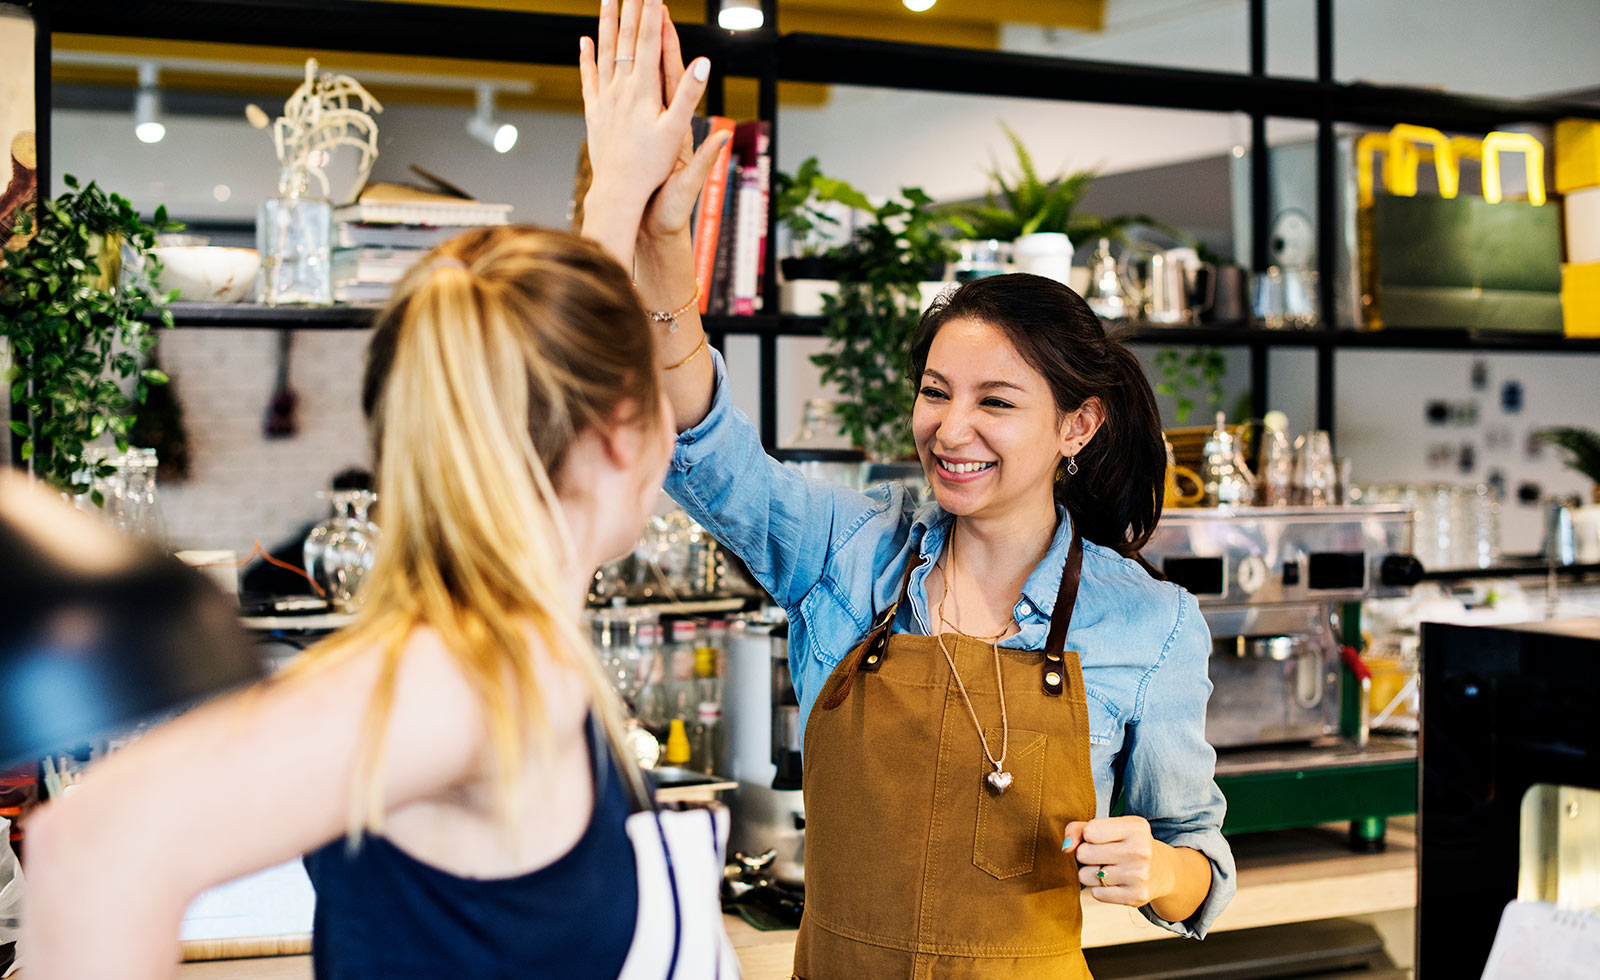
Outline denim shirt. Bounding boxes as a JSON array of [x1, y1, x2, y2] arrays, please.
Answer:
[[666, 351, 1236, 939]]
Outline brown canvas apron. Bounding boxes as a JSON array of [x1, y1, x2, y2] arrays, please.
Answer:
[[794, 530, 1097, 980]]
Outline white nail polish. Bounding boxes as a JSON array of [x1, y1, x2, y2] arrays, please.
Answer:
[[693, 59, 710, 81]]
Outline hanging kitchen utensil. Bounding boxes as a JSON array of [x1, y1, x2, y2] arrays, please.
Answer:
[[264, 329, 299, 438]]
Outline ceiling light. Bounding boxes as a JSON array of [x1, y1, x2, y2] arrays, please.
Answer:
[[134, 62, 165, 144], [718, 0, 764, 31], [466, 83, 518, 153], [903, 0, 937, 11]]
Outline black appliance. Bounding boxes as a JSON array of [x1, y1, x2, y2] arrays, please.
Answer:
[[1417, 617, 1600, 979]]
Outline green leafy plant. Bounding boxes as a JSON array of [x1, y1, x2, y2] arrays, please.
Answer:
[[0, 175, 177, 498], [1535, 426, 1600, 488], [774, 156, 874, 258], [811, 182, 954, 461], [942, 122, 1099, 243], [1153, 346, 1227, 424]]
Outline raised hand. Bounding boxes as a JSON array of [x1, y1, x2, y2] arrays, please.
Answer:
[[578, 0, 722, 266], [640, 7, 731, 243]]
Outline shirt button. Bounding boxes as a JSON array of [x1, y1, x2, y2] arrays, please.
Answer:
[[1018, 601, 1032, 616]]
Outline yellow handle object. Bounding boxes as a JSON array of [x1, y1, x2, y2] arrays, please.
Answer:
[[1384, 124, 1460, 199], [1480, 131, 1547, 206], [1356, 125, 1460, 207]]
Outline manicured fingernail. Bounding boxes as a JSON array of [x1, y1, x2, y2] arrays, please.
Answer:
[[1061, 836, 1075, 850], [693, 58, 710, 81]]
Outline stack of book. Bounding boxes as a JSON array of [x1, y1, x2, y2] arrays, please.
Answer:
[[692, 118, 772, 317], [331, 186, 513, 304]]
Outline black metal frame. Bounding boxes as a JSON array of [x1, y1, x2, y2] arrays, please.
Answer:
[[30, 0, 1600, 451]]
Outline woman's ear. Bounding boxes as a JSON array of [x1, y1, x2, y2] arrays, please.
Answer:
[[595, 398, 648, 469], [1058, 396, 1107, 457]]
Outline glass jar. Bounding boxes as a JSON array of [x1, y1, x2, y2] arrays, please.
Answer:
[[304, 489, 380, 610], [953, 239, 1010, 283], [258, 167, 332, 306]]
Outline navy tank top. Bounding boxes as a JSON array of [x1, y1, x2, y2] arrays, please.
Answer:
[[303, 715, 639, 979]]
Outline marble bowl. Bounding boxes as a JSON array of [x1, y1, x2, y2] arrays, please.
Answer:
[[150, 246, 260, 303]]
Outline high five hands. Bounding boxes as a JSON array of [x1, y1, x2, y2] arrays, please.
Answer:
[[579, 0, 732, 265]]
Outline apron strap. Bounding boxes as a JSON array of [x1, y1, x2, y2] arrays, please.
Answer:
[[1045, 529, 1084, 656], [817, 554, 920, 712], [1042, 528, 1084, 696]]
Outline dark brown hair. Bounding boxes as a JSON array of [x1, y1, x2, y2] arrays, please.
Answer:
[[909, 273, 1166, 563]]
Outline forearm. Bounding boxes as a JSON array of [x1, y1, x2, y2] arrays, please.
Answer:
[[23, 802, 187, 979], [580, 178, 650, 274], [635, 229, 714, 432], [1148, 842, 1214, 924]]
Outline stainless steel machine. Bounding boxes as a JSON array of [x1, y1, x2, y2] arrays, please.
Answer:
[[1142, 504, 1420, 748], [1141, 505, 1424, 847], [722, 617, 806, 887]]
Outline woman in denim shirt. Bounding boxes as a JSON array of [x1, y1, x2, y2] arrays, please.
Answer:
[[582, 5, 1233, 974]]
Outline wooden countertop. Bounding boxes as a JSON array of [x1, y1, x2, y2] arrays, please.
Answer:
[[161, 820, 1416, 979]]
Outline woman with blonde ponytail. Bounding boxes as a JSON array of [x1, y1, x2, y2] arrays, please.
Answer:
[[21, 14, 733, 970]]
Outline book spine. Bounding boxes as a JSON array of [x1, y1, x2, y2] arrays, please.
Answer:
[[708, 151, 741, 316], [732, 166, 763, 316], [693, 116, 738, 315]]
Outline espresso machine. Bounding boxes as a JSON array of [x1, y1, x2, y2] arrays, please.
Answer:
[[1141, 505, 1423, 847], [722, 617, 806, 887]]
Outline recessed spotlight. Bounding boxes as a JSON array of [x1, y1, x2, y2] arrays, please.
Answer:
[[719, 0, 764, 31], [904, 0, 937, 11]]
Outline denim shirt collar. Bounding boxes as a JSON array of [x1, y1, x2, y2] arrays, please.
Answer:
[[905, 503, 1076, 647]]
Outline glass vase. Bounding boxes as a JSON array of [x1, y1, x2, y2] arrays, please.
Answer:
[[258, 167, 332, 306], [304, 489, 380, 610]]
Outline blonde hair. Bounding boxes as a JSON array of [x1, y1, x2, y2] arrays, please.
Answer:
[[293, 225, 658, 839]]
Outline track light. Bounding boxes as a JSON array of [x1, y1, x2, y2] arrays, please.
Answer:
[[134, 62, 165, 144], [718, 0, 764, 31], [466, 84, 518, 154]]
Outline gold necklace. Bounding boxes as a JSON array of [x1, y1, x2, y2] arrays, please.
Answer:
[[935, 525, 1016, 795]]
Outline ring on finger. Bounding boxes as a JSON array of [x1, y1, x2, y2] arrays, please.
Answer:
[[613, 55, 636, 64], [1095, 867, 1107, 882]]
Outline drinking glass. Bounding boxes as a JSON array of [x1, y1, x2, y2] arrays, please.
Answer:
[[1291, 430, 1336, 505]]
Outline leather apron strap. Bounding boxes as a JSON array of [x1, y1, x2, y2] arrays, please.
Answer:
[[816, 556, 919, 712]]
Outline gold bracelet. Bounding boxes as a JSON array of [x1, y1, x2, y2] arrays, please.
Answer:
[[645, 279, 701, 333], [663, 333, 709, 371]]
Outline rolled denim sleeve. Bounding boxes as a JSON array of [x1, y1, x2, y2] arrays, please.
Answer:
[[1124, 589, 1236, 939], [664, 349, 910, 617]]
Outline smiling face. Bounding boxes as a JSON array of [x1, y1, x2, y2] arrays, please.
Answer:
[[913, 317, 1091, 522]]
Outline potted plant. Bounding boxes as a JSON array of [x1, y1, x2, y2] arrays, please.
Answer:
[[941, 123, 1099, 284], [1536, 427, 1600, 504], [774, 156, 874, 282], [811, 183, 954, 462], [0, 175, 176, 499]]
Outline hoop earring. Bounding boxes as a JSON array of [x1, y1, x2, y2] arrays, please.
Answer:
[[1066, 455, 1079, 476]]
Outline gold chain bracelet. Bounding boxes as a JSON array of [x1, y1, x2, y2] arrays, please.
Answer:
[[645, 279, 701, 333]]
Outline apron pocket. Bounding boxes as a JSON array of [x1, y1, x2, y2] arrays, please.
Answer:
[[972, 728, 1048, 880]]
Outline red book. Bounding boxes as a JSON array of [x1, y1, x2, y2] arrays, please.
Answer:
[[693, 116, 738, 315]]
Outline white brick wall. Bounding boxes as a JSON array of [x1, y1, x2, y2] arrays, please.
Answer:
[[154, 327, 373, 557]]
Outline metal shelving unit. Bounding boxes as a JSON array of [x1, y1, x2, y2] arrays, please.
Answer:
[[30, 0, 1600, 451]]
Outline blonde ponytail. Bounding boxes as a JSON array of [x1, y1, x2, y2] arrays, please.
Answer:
[[289, 227, 659, 840]]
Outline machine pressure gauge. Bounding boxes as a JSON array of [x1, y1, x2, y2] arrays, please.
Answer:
[[1237, 554, 1269, 595]]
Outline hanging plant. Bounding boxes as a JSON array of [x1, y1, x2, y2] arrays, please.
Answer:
[[0, 175, 178, 498]]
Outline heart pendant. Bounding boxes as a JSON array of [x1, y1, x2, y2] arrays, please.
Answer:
[[986, 769, 1013, 795]]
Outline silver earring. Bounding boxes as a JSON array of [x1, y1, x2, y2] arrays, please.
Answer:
[[1066, 455, 1078, 476]]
